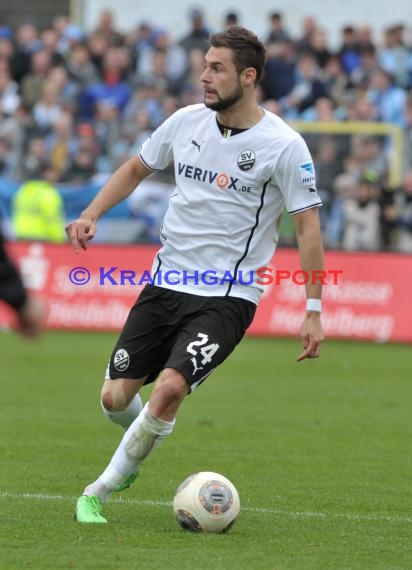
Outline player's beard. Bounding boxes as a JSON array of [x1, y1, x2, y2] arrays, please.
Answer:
[[204, 79, 243, 111]]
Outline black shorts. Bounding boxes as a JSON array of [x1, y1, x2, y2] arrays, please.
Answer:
[[106, 285, 256, 391]]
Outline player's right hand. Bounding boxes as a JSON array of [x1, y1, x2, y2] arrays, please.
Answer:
[[65, 217, 97, 254]]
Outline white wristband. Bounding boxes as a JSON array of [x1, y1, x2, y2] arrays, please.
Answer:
[[306, 298, 322, 312]]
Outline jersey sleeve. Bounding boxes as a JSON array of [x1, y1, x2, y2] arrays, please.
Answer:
[[274, 135, 323, 215], [139, 110, 182, 171]]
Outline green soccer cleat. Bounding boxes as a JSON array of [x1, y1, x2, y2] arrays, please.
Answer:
[[75, 495, 107, 524], [114, 468, 140, 492]]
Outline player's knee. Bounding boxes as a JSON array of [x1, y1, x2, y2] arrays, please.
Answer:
[[101, 384, 127, 412], [149, 369, 188, 418]]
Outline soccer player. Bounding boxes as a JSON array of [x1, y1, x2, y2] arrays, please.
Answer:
[[66, 26, 325, 523], [0, 230, 44, 337]]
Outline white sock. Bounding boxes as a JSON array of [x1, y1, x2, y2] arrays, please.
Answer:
[[101, 393, 143, 430], [85, 403, 175, 499]]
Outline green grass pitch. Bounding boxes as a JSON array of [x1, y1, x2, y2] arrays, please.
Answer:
[[0, 331, 411, 569]]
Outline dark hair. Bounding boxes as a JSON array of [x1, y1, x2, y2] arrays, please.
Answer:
[[209, 26, 266, 85]]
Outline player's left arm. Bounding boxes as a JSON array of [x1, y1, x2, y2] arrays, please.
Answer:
[[293, 207, 325, 361]]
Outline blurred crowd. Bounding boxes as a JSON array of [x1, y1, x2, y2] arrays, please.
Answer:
[[1, 8, 412, 251]]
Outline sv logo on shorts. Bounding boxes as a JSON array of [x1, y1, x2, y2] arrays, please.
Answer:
[[113, 348, 130, 372], [186, 333, 220, 376]]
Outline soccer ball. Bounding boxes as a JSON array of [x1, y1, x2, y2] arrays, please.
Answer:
[[173, 471, 240, 533]]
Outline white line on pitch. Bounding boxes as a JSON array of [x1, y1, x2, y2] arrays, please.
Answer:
[[1, 491, 411, 525]]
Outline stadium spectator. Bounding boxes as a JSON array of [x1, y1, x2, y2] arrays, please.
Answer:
[[0, 34, 14, 75], [78, 46, 133, 120], [350, 45, 378, 90], [87, 33, 109, 76], [12, 163, 66, 243], [344, 135, 388, 185], [280, 52, 327, 117], [93, 9, 124, 47], [46, 65, 78, 114], [324, 173, 357, 248], [265, 12, 290, 44], [366, 67, 407, 126], [311, 134, 343, 220], [320, 57, 349, 110], [341, 177, 381, 250], [178, 8, 211, 54], [45, 112, 78, 180], [92, 101, 121, 172], [346, 96, 377, 122], [385, 169, 412, 252], [338, 25, 362, 75], [40, 28, 66, 67], [0, 137, 14, 176], [0, 68, 20, 115], [260, 39, 296, 101], [10, 23, 41, 83], [20, 49, 52, 109], [135, 29, 187, 92], [357, 24, 375, 54], [295, 15, 319, 55], [404, 94, 412, 169], [67, 43, 99, 89], [224, 11, 239, 30], [306, 28, 331, 69], [32, 81, 64, 132], [128, 22, 156, 71], [60, 122, 100, 183], [21, 135, 49, 179], [378, 25, 410, 88]]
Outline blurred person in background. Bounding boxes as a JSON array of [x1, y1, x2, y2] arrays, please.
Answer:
[[295, 15, 318, 55], [338, 25, 362, 75], [78, 46, 132, 120], [67, 43, 99, 89], [0, 137, 15, 177], [45, 112, 78, 180], [324, 172, 357, 249], [10, 23, 41, 83], [224, 11, 239, 30], [342, 177, 381, 250], [260, 39, 296, 102], [135, 29, 187, 94], [21, 135, 48, 179], [93, 9, 124, 47], [403, 93, 412, 169], [305, 28, 331, 69], [265, 12, 290, 44], [62, 122, 99, 183], [12, 162, 66, 243], [0, 67, 20, 115], [366, 67, 407, 126], [349, 45, 378, 90], [344, 135, 388, 185], [87, 32, 109, 76], [32, 80, 64, 132], [179, 7, 210, 54], [378, 25, 410, 89], [280, 52, 327, 117], [0, 227, 44, 337], [20, 49, 52, 109], [40, 28, 66, 67], [384, 169, 412, 252]]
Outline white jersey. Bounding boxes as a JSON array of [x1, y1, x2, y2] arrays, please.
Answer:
[[139, 104, 322, 304]]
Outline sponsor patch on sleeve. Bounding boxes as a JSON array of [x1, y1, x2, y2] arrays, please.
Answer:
[[297, 160, 316, 187]]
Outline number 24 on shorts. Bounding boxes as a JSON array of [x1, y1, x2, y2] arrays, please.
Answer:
[[186, 333, 220, 369]]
